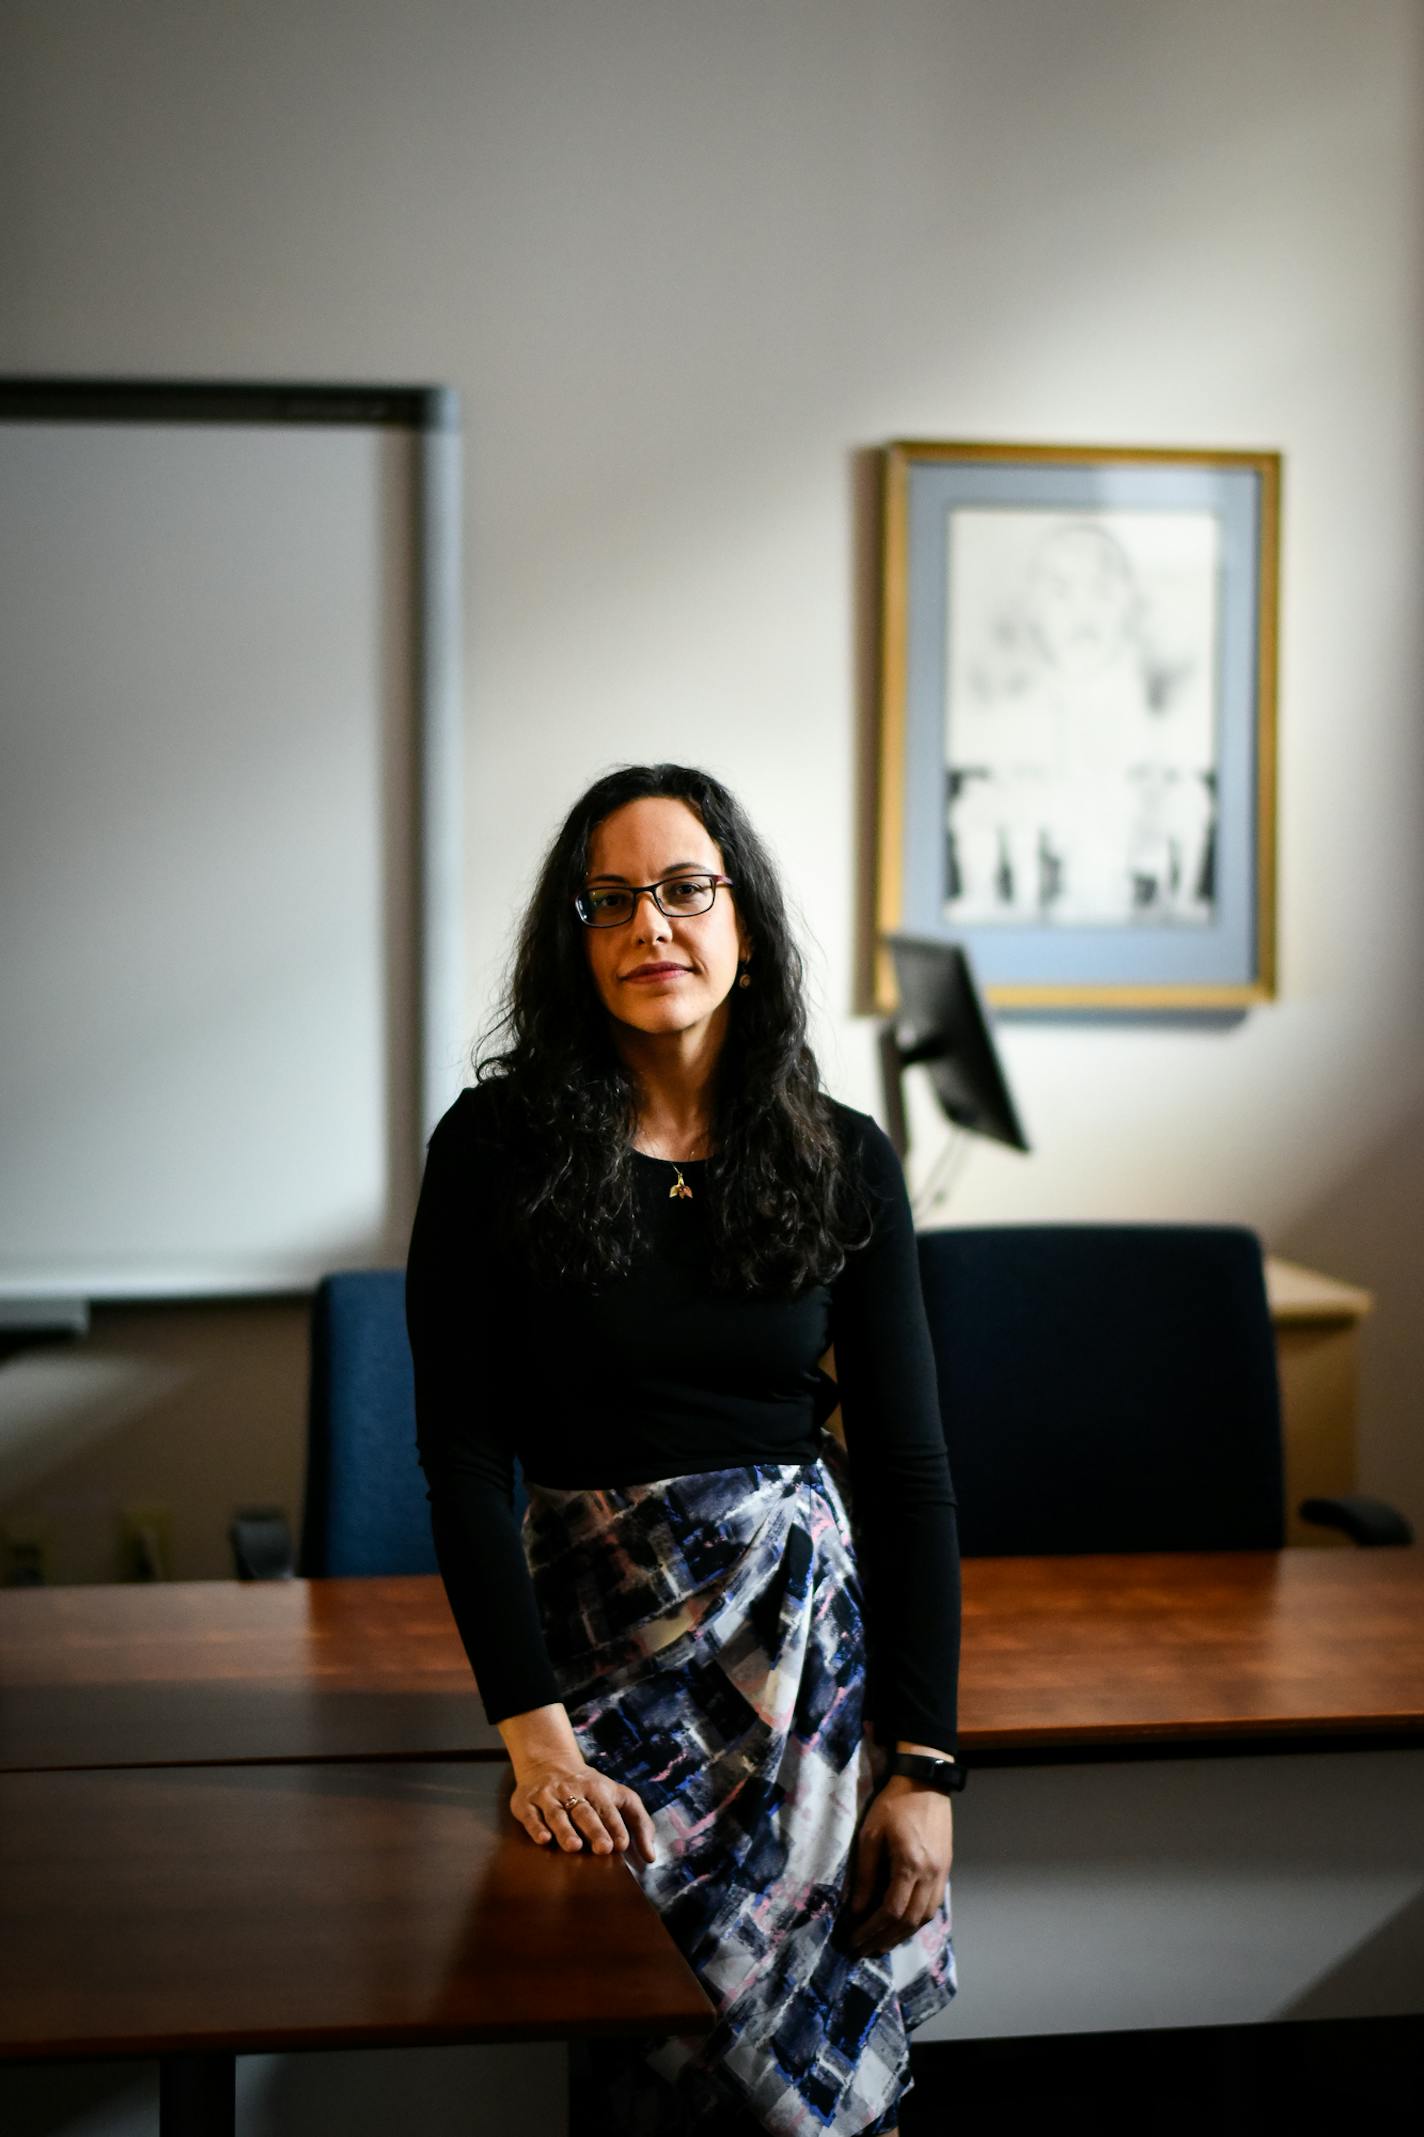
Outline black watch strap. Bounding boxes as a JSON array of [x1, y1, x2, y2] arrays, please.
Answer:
[[888, 1751, 967, 1794]]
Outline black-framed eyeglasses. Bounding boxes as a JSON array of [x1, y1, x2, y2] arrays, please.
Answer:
[[573, 873, 735, 928]]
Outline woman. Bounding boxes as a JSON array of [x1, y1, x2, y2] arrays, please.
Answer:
[[405, 763, 961, 2136]]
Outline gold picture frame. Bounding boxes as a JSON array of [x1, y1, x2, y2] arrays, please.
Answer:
[[875, 440, 1280, 1012]]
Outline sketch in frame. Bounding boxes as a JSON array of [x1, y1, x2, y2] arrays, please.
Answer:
[[875, 441, 1280, 1012], [946, 507, 1219, 928]]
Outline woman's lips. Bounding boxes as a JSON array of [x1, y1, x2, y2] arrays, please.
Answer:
[[624, 965, 690, 982]]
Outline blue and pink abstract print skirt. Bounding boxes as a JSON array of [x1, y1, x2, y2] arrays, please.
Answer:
[[521, 1445, 957, 2136]]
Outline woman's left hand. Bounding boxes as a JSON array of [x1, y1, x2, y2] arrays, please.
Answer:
[[848, 1774, 954, 1957]]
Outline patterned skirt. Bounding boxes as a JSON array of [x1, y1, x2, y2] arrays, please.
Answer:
[[521, 1443, 957, 2136]]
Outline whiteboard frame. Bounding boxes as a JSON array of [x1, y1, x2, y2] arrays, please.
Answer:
[[0, 378, 463, 1306]]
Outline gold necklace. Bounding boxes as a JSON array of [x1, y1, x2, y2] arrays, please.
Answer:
[[643, 1126, 707, 1200]]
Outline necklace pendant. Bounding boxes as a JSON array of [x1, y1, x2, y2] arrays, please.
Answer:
[[669, 1166, 694, 1200]]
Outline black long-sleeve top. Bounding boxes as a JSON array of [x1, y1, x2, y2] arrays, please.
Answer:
[[404, 1083, 961, 1757]]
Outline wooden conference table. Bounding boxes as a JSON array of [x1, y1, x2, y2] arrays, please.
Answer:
[[0, 1761, 707, 2136], [3, 1550, 1421, 1777], [0, 1579, 711, 2137], [3, 1549, 1423, 2124]]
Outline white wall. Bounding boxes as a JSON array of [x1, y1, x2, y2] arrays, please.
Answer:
[[2, 0, 1420, 1525]]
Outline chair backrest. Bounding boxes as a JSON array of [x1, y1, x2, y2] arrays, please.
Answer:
[[915, 1224, 1285, 1556], [299, 1269, 528, 1578]]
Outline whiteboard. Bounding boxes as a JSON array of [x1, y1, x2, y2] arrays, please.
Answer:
[[0, 382, 463, 1303]]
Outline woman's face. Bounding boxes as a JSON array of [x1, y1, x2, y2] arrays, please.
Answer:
[[1026, 522, 1137, 680], [580, 795, 751, 1048]]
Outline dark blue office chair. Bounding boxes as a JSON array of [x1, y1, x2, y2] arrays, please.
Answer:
[[915, 1224, 1412, 1557], [281, 1268, 525, 1579]]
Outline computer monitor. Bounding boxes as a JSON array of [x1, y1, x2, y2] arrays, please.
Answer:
[[879, 934, 1031, 1160]]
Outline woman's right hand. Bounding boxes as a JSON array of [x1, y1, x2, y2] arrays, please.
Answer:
[[510, 1756, 658, 1864]]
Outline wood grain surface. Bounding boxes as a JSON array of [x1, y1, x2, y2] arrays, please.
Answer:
[[0, 1575, 499, 1771], [0, 1759, 711, 2060], [960, 1546, 1424, 1746], [3, 1550, 1422, 1777]]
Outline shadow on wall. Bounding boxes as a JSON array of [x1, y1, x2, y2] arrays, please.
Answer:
[[1279, 1085, 1424, 1533], [0, 1298, 309, 1583]]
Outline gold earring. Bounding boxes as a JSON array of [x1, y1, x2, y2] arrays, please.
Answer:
[[738, 968, 751, 989]]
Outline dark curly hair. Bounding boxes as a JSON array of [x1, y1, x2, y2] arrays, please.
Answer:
[[473, 763, 872, 1295]]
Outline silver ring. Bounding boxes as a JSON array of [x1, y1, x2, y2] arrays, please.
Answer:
[[560, 1793, 585, 1810]]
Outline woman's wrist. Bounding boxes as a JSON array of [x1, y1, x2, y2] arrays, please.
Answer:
[[497, 1701, 582, 1781], [894, 1738, 957, 1763]]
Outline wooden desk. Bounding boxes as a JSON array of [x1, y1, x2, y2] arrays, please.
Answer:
[[0, 1758, 711, 2136], [5, 1552, 1421, 2079], [6, 1548, 1422, 1777], [1265, 1256, 1375, 1546], [959, 1545, 1424, 1752], [0, 1574, 499, 1772], [933, 1542, 1424, 2045]]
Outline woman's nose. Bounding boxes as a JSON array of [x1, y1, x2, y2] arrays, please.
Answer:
[[634, 891, 673, 941]]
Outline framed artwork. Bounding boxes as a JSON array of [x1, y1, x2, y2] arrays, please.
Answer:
[[875, 441, 1280, 1011]]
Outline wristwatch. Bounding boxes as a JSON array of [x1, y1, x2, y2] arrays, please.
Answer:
[[887, 1751, 967, 1795]]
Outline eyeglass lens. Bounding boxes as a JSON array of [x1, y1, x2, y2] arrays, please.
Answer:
[[578, 876, 718, 926]]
